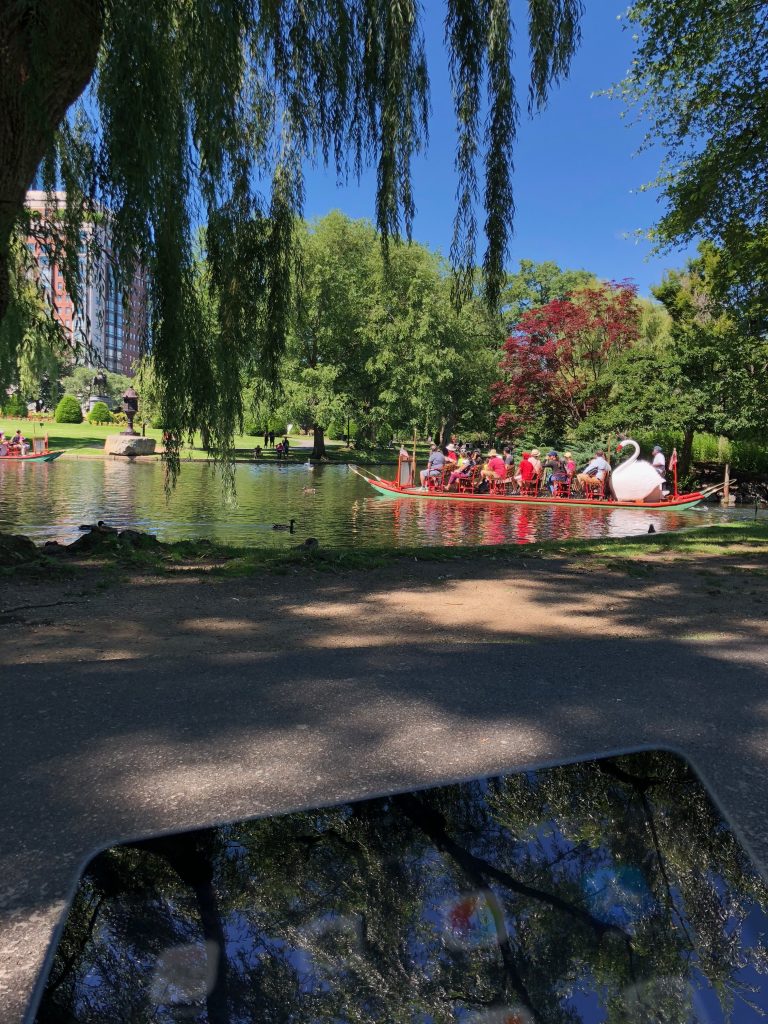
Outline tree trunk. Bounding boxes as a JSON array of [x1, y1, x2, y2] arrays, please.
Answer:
[[438, 416, 453, 449], [680, 425, 695, 478], [311, 423, 325, 459], [0, 0, 103, 321], [132, 835, 230, 1024]]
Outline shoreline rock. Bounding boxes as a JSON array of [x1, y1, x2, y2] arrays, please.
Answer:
[[1, 526, 161, 566]]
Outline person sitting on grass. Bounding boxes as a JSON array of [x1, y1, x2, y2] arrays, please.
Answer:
[[420, 443, 446, 487]]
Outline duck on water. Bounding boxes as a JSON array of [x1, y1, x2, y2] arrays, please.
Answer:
[[272, 519, 297, 533]]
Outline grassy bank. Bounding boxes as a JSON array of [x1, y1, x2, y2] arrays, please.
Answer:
[[190, 521, 768, 576], [0, 418, 402, 464], [5, 521, 764, 581]]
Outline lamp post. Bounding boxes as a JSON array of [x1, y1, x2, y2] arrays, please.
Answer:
[[121, 387, 139, 435]]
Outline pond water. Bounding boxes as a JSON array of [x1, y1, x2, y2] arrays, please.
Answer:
[[0, 458, 758, 548]]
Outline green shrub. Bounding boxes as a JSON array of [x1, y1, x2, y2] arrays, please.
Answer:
[[112, 411, 128, 426], [2, 392, 28, 418], [87, 401, 112, 425], [55, 395, 83, 424]]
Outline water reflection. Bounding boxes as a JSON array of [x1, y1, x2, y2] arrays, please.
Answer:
[[0, 460, 751, 548], [29, 751, 768, 1023]]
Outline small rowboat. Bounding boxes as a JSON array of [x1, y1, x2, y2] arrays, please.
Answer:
[[353, 468, 705, 511], [0, 450, 64, 463]]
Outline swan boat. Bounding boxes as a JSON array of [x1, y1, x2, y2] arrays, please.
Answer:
[[353, 439, 705, 511], [0, 450, 63, 463]]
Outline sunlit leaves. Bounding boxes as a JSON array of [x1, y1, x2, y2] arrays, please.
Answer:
[[2, 0, 584, 469], [494, 281, 641, 440], [622, 1, 768, 248]]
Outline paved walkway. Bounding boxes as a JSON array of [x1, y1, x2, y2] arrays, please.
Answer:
[[3, 551, 768, 1022]]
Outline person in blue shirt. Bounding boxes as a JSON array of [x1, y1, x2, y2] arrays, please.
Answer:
[[420, 443, 446, 487], [577, 450, 611, 495]]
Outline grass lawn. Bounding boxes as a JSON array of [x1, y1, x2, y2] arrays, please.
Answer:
[[20, 520, 763, 579], [0, 417, 165, 452], [194, 520, 768, 576], [0, 417, 401, 463]]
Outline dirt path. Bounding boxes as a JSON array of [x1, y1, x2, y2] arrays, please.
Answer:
[[4, 547, 768, 1022]]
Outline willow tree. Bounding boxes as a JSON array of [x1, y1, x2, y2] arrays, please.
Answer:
[[1, 0, 584, 468]]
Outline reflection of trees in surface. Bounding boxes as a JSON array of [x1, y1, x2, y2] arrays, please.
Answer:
[[34, 752, 768, 1023]]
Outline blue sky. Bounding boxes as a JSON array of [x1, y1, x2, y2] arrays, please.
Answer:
[[302, 2, 697, 297]]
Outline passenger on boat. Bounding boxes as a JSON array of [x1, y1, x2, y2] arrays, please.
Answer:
[[652, 444, 671, 497], [529, 448, 543, 478], [481, 448, 507, 483], [0, 432, 7, 457], [577, 450, 611, 494], [445, 450, 474, 490], [12, 429, 29, 455], [420, 443, 445, 487], [445, 443, 458, 465], [503, 446, 515, 469], [564, 452, 576, 478], [544, 450, 568, 493], [514, 452, 534, 486], [398, 443, 413, 486]]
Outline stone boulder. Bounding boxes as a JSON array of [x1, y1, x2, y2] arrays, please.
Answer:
[[0, 532, 40, 566], [104, 435, 157, 457]]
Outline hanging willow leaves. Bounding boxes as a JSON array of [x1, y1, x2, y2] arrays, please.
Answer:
[[0, 0, 583, 478]]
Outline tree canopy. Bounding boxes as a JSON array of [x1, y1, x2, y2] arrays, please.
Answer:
[[245, 211, 502, 456], [621, 1, 768, 257], [494, 280, 641, 442], [0, 0, 585, 470]]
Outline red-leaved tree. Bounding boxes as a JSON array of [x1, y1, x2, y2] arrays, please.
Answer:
[[493, 281, 641, 439]]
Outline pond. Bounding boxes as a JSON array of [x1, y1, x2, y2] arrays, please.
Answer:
[[0, 458, 757, 548]]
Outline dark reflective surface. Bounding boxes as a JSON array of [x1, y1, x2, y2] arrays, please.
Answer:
[[29, 751, 768, 1023]]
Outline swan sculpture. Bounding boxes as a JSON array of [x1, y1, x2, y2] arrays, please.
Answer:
[[611, 439, 664, 503]]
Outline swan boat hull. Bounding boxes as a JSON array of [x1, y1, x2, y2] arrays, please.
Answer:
[[0, 450, 64, 463], [356, 470, 705, 511]]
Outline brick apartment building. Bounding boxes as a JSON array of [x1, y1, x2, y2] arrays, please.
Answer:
[[25, 191, 148, 376]]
